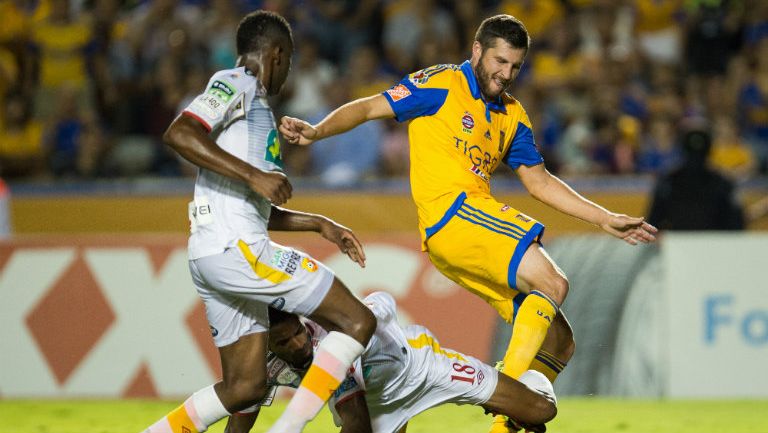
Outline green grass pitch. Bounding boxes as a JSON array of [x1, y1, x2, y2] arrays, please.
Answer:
[[1, 398, 766, 433]]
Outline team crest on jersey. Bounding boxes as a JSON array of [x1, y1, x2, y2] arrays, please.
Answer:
[[386, 84, 411, 102], [265, 129, 283, 167], [301, 257, 318, 273], [461, 112, 475, 134], [208, 80, 236, 103]]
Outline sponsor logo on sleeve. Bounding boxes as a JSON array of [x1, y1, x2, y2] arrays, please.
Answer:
[[386, 84, 411, 102], [207, 80, 237, 103]]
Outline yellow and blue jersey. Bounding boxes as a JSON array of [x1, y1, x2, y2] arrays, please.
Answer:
[[382, 60, 544, 247]]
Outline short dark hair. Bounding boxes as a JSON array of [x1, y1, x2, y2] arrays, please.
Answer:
[[236, 10, 293, 56], [475, 14, 530, 51], [268, 306, 299, 327]]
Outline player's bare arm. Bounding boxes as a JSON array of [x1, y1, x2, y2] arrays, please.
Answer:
[[335, 393, 373, 433], [164, 114, 293, 205], [280, 94, 394, 145], [269, 207, 366, 267], [515, 163, 658, 245]]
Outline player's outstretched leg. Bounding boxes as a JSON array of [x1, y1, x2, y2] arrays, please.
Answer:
[[143, 332, 269, 433], [491, 244, 569, 433], [266, 277, 376, 433]]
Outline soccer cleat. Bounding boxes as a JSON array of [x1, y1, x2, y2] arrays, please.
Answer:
[[489, 416, 519, 433]]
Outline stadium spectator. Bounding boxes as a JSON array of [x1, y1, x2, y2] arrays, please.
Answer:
[[28, 0, 95, 121], [710, 114, 756, 180], [647, 124, 745, 230], [0, 97, 45, 178], [382, 0, 453, 74], [308, 82, 383, 187]]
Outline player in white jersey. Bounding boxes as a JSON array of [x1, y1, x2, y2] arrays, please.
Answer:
[[225, 292, 557, 433], [143, 11, 376, 433]]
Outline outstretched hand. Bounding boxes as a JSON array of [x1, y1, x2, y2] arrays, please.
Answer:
[[601, 213, 658, 245], [319, 219, 367, 268], [279, 116, 318, 146]]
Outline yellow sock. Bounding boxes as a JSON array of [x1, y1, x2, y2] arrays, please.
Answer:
[[529, 349, 567, 383], [488, 291, 558, 433], [501, 290, 558, 380]]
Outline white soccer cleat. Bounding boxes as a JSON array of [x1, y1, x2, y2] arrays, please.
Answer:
[[519, 370, 557, 406]]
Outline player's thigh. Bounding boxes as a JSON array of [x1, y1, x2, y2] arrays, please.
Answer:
[[307, 276, 376, 345], [515, 243, 568, 302]]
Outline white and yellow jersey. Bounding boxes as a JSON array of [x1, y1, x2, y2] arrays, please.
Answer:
[[182, 67, 285, 260], [325, 292, 498, 433]]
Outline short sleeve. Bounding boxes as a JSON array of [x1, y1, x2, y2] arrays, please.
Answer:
[[503, 110, 544, 169], [183, 74, 246, 131], [382, 67, 450, 122]]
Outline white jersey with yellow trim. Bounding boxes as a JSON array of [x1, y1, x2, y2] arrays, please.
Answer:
[[325, 292, 498, 433], [182, 66, 285, 260]]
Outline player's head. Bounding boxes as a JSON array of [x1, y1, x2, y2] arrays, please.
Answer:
[[680, 124, 713, 168], [471, 15, 530, 100], [236, 10, 294, 95], [268, 307, 313, 368]]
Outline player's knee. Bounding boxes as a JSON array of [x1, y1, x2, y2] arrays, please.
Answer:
[[346, 306, 376, 346], [546, 275, 569, 305], [220, 377, 268, 412], [529, 397, 557, 425]]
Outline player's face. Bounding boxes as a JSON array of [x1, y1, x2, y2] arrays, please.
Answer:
[[268, 39, 293, 95], [269, 319, 313, 367], [472, 38, 526, 100]]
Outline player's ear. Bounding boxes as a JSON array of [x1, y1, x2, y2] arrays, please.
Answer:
[[272, 44, 283, 66], [472, 41, 483, 58]]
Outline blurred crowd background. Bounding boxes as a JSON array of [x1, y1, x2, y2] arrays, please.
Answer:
[[0, 0, 767, 188]]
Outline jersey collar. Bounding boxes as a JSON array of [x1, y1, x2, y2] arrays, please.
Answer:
[[460, 60, 507, 116]]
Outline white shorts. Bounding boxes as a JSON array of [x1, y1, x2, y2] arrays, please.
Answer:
[[190, 238, 334, 347]]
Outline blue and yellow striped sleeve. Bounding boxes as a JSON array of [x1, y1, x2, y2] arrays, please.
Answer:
[[382, 66, 451, 122], [503, 110, 544, 169]]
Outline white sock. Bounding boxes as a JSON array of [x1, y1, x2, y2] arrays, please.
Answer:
[[266, 331, 365, 433], [143, 384, 230, 433]]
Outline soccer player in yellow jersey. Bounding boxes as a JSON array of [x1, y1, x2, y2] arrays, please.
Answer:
[[280, 14, 658, 432]]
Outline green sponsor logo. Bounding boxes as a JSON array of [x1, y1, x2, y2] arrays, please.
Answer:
[[265, 129, 283, 167], [207, 80, 236, 102]]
